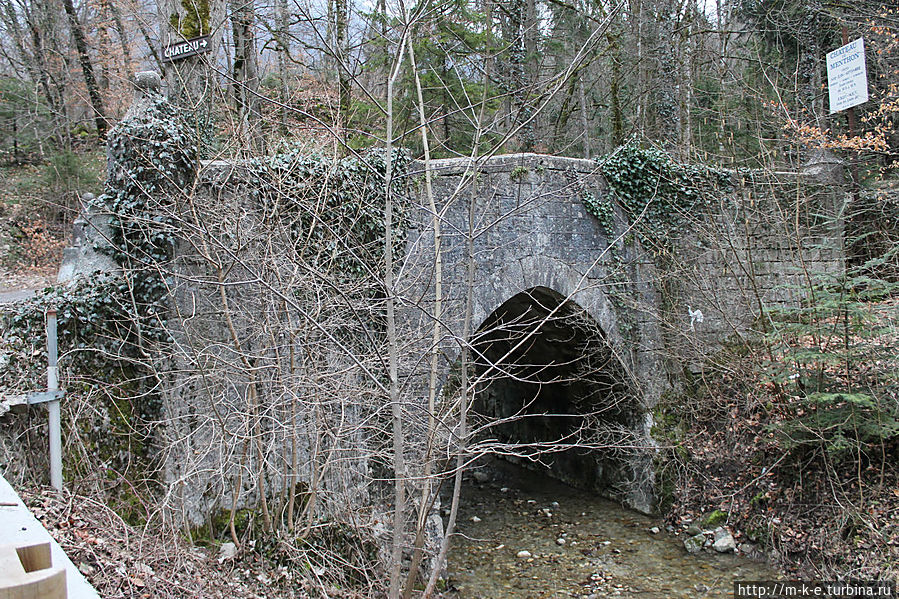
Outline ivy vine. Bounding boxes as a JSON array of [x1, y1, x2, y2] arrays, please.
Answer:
[[0, 86, 196, 488], [238, 147, 410, 283], [581, 141, 733, 341], [100, 88, 196, 340], [585, 140, 732, 250]]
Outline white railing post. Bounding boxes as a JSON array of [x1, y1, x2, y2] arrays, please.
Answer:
[[46, 308, 62, 492]]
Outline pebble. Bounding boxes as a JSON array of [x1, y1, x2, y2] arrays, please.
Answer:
[[516, 550, 532, 558], [472, 471, 490, 483], [712, 527, 737, 553], [649, 526, 660, 534], [556, 537, 566, 545], [739, 542, 758, 556], [218, 542, 237, 561], [470, 516, 481, 523], [684, 533, 705, 554]]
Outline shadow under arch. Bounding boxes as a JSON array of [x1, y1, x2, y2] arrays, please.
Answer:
[[469, 286, 653, 512]]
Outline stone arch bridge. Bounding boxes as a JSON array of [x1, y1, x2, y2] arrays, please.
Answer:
[[58, 101, 844, 517], [397, 153, 844, 512]]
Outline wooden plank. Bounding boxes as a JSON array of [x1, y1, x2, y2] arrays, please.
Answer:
[[0, 477, 99, 599], [0, 542, 67, 599], [0, 569, 66, 599]]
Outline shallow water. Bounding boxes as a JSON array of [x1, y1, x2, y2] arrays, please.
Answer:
[[446, 460, 781, 598]]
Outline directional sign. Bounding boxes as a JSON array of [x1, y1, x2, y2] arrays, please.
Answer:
[[162, 35, 211, 63], [826, 37, 868, 113]]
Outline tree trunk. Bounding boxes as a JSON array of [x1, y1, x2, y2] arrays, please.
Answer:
[[650, 0, 680, 148], [19, 3, 64, 147], [578, 73, 590, 158], [277, 0, 290, 134], [608, 21, 624, 147], [61, 0, 107, 138], [101, 0, 133, 71], [136, 19, 165, 72], [335, 0, 350, 149], [384, 24, 409, 599], [161, 0, 224, 155], [633, 0, 645, 137], [230, 0, 261, 150]]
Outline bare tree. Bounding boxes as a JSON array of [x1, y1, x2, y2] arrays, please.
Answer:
[[61, 0, 107, 137]]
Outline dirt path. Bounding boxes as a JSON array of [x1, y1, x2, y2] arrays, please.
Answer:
[[0, 288, 37, 304], [0, 268, 54, 304]]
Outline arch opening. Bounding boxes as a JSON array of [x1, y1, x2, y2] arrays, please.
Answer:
[[470, 286, 645, 502]]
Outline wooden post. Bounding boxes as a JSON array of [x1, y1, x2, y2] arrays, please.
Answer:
[[842, 24, 861, 196]]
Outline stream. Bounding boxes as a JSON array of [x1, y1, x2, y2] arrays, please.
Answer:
[[445, 459, 781, 598]]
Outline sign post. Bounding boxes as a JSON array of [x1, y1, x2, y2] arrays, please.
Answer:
[[46, 308, 61, 492], [826, 29, 867, 197], [162, 35, 212, 63]]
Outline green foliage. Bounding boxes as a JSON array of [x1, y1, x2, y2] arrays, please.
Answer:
[[701, 509, 728, 528], [763, 273, 899, 458], [240, 147, 409, 281], [2, 88, 195, 502], [651, 402, 688, 513], [581, 142, 731, 341], [593, 140, 732, 247], [169, 0, 211, 38], [581, 191, 615, 241], [360, 0, 502, 157], [776, 392, 899, 455], [186, 508, 254, 546], [0, 277, 159, 500], [1, 276, 144, 388], [0, 76, 53, 162], [99, 88, 196, 337], [42, 150, 102, 195], [690, 73, 778, 165], [104, 93, 195, 266], [510, 165, 529, 181], [737, 0, 839, 64]]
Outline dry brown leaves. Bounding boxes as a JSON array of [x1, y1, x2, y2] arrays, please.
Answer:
[[667, 387, 899, 581], [19, 487, 326, 599]]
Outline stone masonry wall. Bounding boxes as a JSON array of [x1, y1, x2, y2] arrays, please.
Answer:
[[399, 153, 845, 511], [54, 142, 845, 520], [401, 154, 845, 402]]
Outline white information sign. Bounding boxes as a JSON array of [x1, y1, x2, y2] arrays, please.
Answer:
[[826, 37, 868, 113]]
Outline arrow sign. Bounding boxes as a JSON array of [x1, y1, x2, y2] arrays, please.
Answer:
[[162, 35, 211, 63]]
